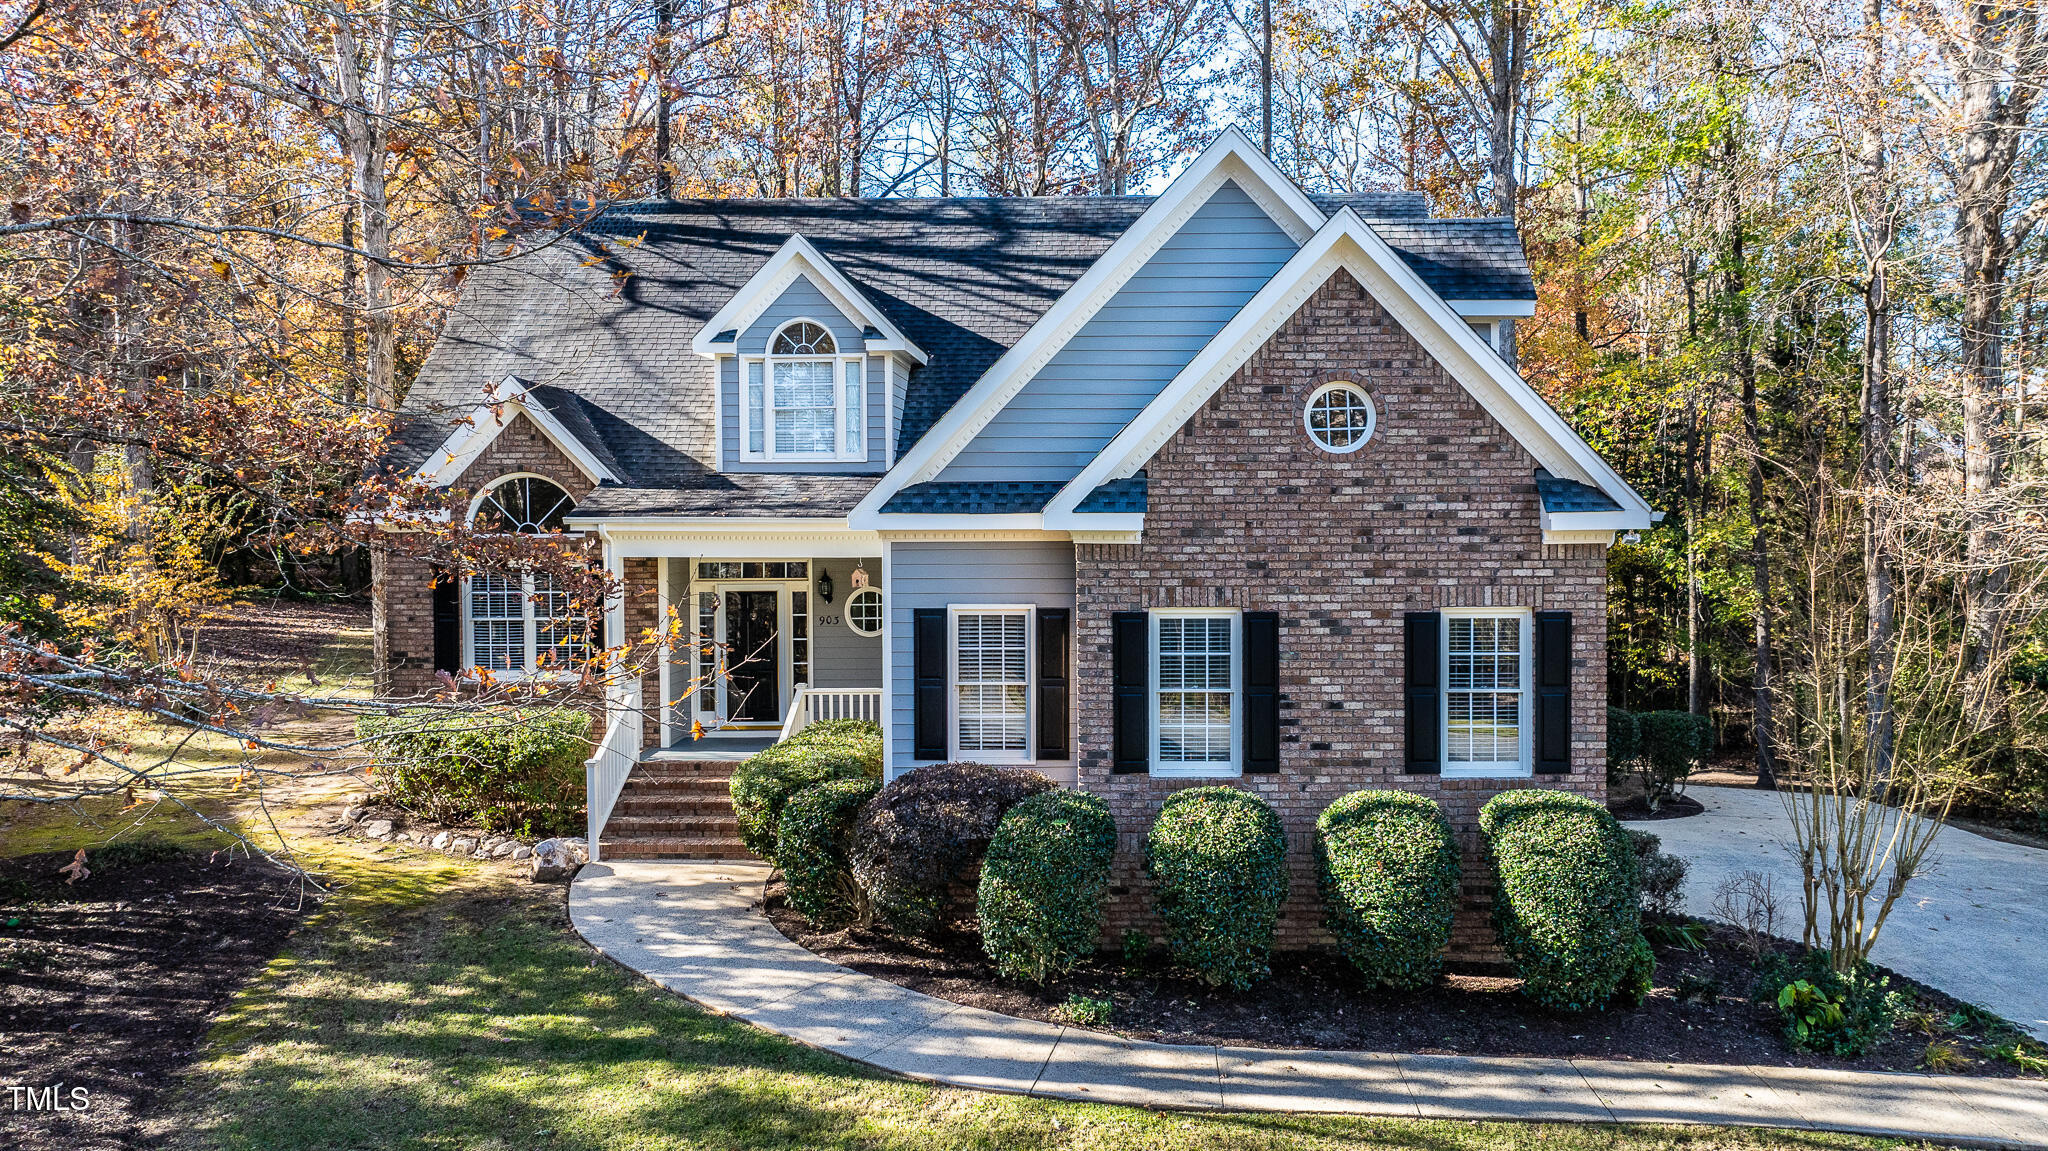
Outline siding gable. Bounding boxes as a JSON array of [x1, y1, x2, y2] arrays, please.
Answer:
[[932, 178, 1299, 483], [719, 274, 888, 473]]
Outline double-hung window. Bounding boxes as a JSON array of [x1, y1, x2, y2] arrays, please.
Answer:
[[467, 572, 585, 675], [949, 607, 1032, 764], [741, 320, 866, 461], [1151, 609, 1241, 776], [1442, 609, 1530, 776]]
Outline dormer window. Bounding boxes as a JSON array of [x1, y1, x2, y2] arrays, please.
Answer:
[[742, 320, 866, 461]]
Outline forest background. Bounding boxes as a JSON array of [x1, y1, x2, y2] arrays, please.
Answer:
[[2, 0, 2046, 832]]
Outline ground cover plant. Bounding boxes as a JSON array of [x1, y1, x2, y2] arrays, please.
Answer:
[[357, 707, 591, 834], [849, 761, 1054, 936], [978, 789, 1117, 984], [1144, 787, 1288, 990], [777, 776, 883, 929], [729, 720, 884, 862], [1482, 789, 1654, 1011], [1314, 789, 1461, 989]]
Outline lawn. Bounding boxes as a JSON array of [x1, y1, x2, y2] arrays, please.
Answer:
[[159, 850, 1949, 1151]]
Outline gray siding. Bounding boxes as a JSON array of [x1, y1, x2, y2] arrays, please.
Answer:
[[887, 541, 1076, 776], [720, 275, 887, 472], [807, 557, 883, 688], [934, 180, 1298, 483]]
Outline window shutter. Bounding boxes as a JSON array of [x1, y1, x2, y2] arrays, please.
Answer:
[[431, 567, 461, 675], [1403, 611, 1441, 774], [912, 608, 947, 760], [1036, 608, 1070, 761], [1111, 611, 1148, 773], [1534, 611, 1573, 774], [1244, 611, 1280, 773]]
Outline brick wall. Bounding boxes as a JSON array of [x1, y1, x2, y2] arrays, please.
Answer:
[[380, 413, 597, 697], [1072, 269, 1608, 961]]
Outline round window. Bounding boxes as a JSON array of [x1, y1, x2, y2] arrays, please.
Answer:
[[1303, 382, 1376, 454], [845, 588, 884, 637]]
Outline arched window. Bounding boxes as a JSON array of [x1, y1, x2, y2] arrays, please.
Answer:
[[742, 319, 865, 461], [465, 476, 584, 675]]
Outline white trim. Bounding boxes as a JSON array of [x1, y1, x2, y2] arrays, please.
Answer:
[[737, 318, 867, 462], [862, 512, 1049, 533], [844, 587, 885, 637], [1542, 529, 1617, 546], [947, 604, 1035, 765], [1449, 299, 1536, 318], [1149, 607, 1243, 778], [414, 375, 619, 489], [463, 472, 579, 529], [1044, 209, 1654, 530], [852, 128, 1324, 525], [880, 538, 896, 778], [657, 556, 673, 746], [461, 570, 585, 680], [690, 235, 927, 363], [1302, 382, 1377, 455], [1440, 606, 1533, 780]]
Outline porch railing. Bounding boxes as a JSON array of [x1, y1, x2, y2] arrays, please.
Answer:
[[584, 708, 638, 864], [779, 685, 884, 741]]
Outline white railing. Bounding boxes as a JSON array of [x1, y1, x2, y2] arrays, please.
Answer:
[[779, 684, 884, 741], [584, 709, 639, 864]]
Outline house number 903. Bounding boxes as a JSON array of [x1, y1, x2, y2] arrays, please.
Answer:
[[816, 615, 840, 626]]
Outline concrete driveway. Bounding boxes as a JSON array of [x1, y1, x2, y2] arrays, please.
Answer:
[[1626, 786, 2048, 1039]]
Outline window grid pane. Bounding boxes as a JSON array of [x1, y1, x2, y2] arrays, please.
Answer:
[[843, 360, 863, 456], [1446, 616, 1523, 765], [1156, 616, 1233, 763], [471, 574, 525, 672], [531, 575, 584, 669], [791, 590, 809, 687], [697, 591, 718, 712], [745, 361, 765, 455], [955, 612, 1027, 754], [772, 361, 837, 454]]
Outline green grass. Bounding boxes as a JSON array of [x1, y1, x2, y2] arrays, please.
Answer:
[[165, 855, 1941, 1151]]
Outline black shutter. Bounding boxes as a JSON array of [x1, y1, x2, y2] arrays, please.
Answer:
[[1111, 611, 1149, 773], [1534, 610, 1573, 774], [1244, 611, 1280, 773], [1403, 611, 1441, 774], [431, 566, 461, 675], [1036, 609, 1070, 761], [912, 608, 947, 760]]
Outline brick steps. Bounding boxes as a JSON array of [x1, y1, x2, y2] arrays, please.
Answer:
[[599, 757, 757, 862]]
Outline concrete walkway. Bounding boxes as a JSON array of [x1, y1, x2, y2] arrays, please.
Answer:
[[570, 859, 2048, 1148], [1626, 786, 2048, 1040]]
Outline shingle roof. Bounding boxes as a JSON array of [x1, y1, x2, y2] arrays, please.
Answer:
[[522, 383, 627, 482], [568, 474, 880, 519], [879, 480, 1064, 515], [1535, 469, 1621, 514], [390, 192, 1535, 501], [1075, 474, 1148, 514]]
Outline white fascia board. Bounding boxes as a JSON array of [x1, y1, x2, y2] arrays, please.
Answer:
[[853, 127, 1326, 523], [560, 514, 857, 532], [1044, 209, 1654, 527], [689, 234, 927, 363], [1040, 511, 1144, 534], [853, 512, 1049, 532], [414, 375, 619, 488], [1543, 529, 1617, 546], [1449, 299, 1537, 318], [1540, 509, 1638, 533]]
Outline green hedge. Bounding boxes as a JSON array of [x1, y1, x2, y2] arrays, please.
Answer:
[[728, 720, 883, 863], [1315, 790, 1461, 990], [978, 790, 1117, 984], [1144, 787, 1288, 990], [849, 762, 1055, 937], [1606, 707, 1641, 784], [357, 708, 590, 834], [778, 777, 883, 929], [1480, 789, 1652, 1011], [1636, 710, 1710, 805]]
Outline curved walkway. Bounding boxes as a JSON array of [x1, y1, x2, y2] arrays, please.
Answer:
[[570, 860, 2048, 1148], [1627, 786, 2048, 1040]]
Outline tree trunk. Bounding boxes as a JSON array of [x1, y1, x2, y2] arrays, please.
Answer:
[[1857, 0, 1896, 783], [331, 0, 398, 411], [654, 0, 677, 197]]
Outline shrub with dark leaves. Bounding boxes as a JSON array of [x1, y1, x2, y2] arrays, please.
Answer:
[[849, 762, 1055, 937], [1636, 710, 1711, 809], [778, 777, 883, 929], [978, 790, 1117, 984], [1606, 706, 1640, 785], [728, 720, 883, 863], [1315, 790, 1461, 990], [1145, 787, 1287, 990], [1627, 828, 1689, 917], [1481, 789, 1653, 1011], [358, 708, 590, 834]]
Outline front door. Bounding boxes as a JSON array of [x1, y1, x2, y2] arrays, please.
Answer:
[[725, 590, 780, 722]]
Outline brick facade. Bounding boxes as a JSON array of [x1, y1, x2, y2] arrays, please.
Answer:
[[378, 413, 598, 697], [1072, 269, 1607, 961]]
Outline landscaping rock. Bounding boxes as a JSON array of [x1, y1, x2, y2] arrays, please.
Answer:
[[432, 832, 452, 851], [491, 841, 517, 858], [451, 837, 478, 856], [511, 846, 533, 861], [360, 819, 395, 840], [342, 805, 366, 824], [530, 838, 583, 883]]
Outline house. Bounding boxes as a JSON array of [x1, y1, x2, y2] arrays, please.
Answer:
[[378, 129, 1655, 950]]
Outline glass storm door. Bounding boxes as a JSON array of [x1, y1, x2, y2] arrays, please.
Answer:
[[724, 590, 781, 722]]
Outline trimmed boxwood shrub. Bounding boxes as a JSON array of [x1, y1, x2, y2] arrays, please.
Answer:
[[978, 790, 1117, 984], [728, 720, 883, 863], [1636, 710, 1711, 807], [777, 777, 883, 929], [1314, 790, 1461, 990], [849, 762, 1055, 937], [1144, 787, 1287, 990], [357, 708, 590, 834], [1480, 789, 1653, 1011], [1606, 706, 1641, 784]]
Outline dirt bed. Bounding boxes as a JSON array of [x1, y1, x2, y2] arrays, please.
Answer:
[[765, 885, 2034, 1079], [0, 847, 312, 1151]]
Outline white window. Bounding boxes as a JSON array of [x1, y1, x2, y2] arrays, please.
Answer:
[[1303, 382, 1376, 454], [466, 572, 586, 676], [740, 320, 866, 461], [845, 587, 884, 637], [1151, 609, 1241, 777], [1443, 610, 1531, 777], [950, 607, 1031, 763]]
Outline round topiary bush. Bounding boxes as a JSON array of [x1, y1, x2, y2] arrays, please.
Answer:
[[1480, 789, 1653, 1012], [728, 720, 883, 863], [357, 707, 590, 834], [777, 776, 883, 929], [1314, 789, 1461, 990], [849, 762, 1055, 937], [978, 790, 1117, 984], [1144, 787, 1288, 990]]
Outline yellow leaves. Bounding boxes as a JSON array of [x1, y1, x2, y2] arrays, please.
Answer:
[[210, 258, 232, 280]]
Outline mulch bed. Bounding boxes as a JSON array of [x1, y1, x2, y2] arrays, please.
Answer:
[[765, 885, 2036, 1079], [1606, 793, 1707, 821], [0, 846, 313, 1151]]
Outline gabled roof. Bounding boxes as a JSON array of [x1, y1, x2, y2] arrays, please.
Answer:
[[879, 480, 1065, 515], [690, 234, 928, 362], [412, 376, 622, 488]]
